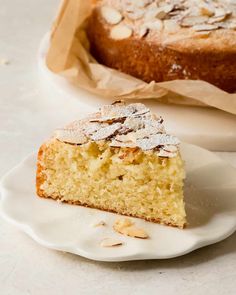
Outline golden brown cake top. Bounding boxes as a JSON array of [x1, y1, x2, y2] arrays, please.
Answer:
[[54, 101, 180, 158], [94, 0, 236, 51]]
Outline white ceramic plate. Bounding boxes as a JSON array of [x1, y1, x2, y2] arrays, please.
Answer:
[[1, 143, 236, 262]]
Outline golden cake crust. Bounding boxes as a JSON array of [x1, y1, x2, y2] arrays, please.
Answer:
[[87, 2, 236, 92], [36, 143, 47, 198]]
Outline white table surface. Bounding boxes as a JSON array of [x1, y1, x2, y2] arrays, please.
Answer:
[[0, 1, 236, 294]]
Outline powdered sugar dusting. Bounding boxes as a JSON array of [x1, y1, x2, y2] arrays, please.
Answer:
[[55, 101, 180, 158]]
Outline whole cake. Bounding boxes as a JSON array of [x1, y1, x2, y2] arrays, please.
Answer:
[[36, 101, 186, 228], [87, 0, 236, 93]]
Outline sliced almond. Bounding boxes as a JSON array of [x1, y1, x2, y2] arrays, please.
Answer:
[[99, 103, 149, 122], [138, 26, 149, 37], [136, 134, 180, 151], [214, 8, 227, 18], [113, 219, 149, 239], [115, 132, 137, 143], [227, 21, 236, 30], [208, 15, 227, 24], [136, 0, 152, 8], [101, 6, 123, 25], [161, 4, 175, 14], [123, 116, 145, 131], [144, 2, 159, 20], [100, 238, 123, 247], [154, 8, 167, 20], [164, 20, 180, 32], [163, 145, 178, 153], [125, 226, 149, 239], [114, 218, 133, 229], [199, 3, 215, 17], [91, 123, 122, 141], [110, 24, 133, 40], [145, 19, 163, 31], [127, 9, 144, 20], [192, 24, 219, 31], [55, 129, 88, 144], [181, 15, 209, 27]]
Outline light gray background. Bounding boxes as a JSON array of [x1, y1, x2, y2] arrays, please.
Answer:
[[0, 1, 236, 294]]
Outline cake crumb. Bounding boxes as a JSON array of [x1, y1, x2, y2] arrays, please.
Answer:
[[0, 58, 10, 65]]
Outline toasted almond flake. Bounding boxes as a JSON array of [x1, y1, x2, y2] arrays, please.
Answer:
[[127, 9, 144, 20], [181, 15, 209, 27], [55, 129, 88, 144], [227, 21, 236, 29], [208, 15, 227, 24], [192, 23, 219, 31], [83, 122, 104, 136], [114, 218, 133, 228], [137, 134, 180, 151], [110, 24, 133, 40], [111, 100, 125, 106], [163, 145, 178, 153], [100, 238, 123, 247], [158, 149, 177, 158], [200, 6, 214, 17], [214, 8, 227, 18], [123, 116, 145, 131], [136, 0, 152, 8], [145, 19, 163, 31], [161, 4, 175, 14], [164, 20, 180, 32], [93, 221, 106, 227], [101, 6, 123, 25], [98, 103, 150, 122], [154, 8, 167, 20], [123, 226, 149, 239], [91, 123, 122, 141], [115, 132, 137, 143], [113, 219, 149, 239], [138, 26, 149, 37]]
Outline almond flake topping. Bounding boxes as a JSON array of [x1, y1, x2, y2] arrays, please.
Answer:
[[55, 129, 88, 145], [113, 218, 149, 239], [55, 101, 180, 158], [101, 6, 123, 25], [91, 123, 122, 141], [100, 0, 236, 36], [110, 24, 133, 40], [137, 134, 180, 151], [192, 23, 219, 31]]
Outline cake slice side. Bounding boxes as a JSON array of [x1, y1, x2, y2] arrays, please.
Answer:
[[36, 102, 186, 228]]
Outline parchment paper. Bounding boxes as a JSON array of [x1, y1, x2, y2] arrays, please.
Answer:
[[46, 0, 236, 115]]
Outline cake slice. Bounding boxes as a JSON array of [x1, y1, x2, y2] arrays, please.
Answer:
[[36, 101, 186, 228]]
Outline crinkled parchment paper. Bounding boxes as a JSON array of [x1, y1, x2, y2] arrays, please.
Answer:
[[46, 0, 236, 115]]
